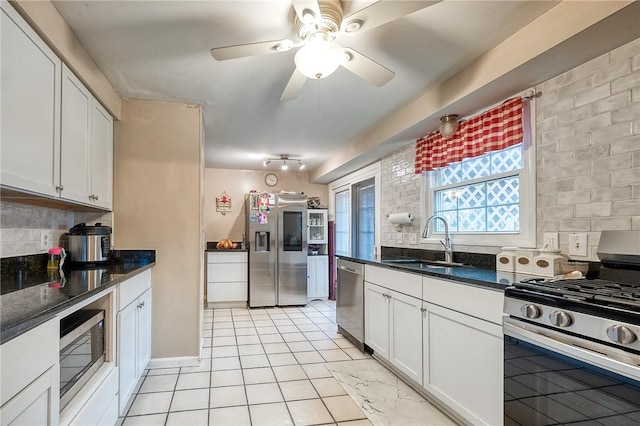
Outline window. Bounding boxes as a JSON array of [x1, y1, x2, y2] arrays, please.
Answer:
[[421, 95, 536, 248], [432, 144, 523, 233], [334, 189, 350, 257]]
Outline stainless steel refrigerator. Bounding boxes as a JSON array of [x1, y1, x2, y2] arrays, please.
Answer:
[[246, 192, 308, 307]]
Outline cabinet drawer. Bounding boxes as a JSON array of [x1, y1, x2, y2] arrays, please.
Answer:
[[207, 252, 247, 263], [207, 262, 247, 283], [422, 276, 504, 325], [208, 282, 247, 302], [118, 269, 152, 311], [69, 367, 118, 426], [365, 265, 422, 299]]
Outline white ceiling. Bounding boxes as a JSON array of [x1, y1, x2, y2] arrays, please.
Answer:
[[51, 1, 565, 177]]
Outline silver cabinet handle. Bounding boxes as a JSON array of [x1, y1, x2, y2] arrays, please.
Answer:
[[56, 185, 64, 192], [339, 266, 357, 273], [421, 307, 427, 313]]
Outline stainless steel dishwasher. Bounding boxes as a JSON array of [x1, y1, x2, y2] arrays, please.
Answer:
[[336, 258, 365, 352]]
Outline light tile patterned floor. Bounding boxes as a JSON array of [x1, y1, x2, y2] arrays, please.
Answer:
[[118, 300, 379, 426]]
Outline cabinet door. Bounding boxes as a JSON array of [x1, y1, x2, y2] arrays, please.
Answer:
[[308, 209, 328, 244], [60, 65, 92, 204], [389, 291, 422, 384], [307, 256, 328, 299], [0, 366, 59, 426], [1, 3, 61, 197], [364, 282, 389, 359], [117, 301, 137, 415], [423, 303, 503, 425], [137, 289, 152, 377], [90, 101, 113, 209]]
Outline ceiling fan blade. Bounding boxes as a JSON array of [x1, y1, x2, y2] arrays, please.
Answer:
[[281, 68, 307, 101], [342, 1, 441, 33], [291, 0, 321, 24], [341, 48, 394, 87], [211, 39, 294, 61]]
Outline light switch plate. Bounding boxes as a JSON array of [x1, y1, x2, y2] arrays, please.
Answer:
[[409, 234, 417, 245], [568, 233, 588, 256], [40, 231, 49, 250], [397, 233, 403, 244]]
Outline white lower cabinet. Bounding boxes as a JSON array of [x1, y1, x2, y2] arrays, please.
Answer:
[[207, 252, 247, 306], [117, 270, 152, 415], [307, 255, 328, 300], [0, 367, 58, 426], [364, 281, 422, 384], [422, 302, 503, 425], [0, 318, 59, 426], [364, 282, 389, 359], [363, 266, 504, 426]]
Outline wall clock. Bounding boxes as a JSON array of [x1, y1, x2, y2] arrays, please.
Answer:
[[265, 173, 278, 187]]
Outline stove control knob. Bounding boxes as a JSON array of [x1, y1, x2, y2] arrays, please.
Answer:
[[549, 311, 572, 327], [606, 325, 637, 345], [521, 304, 541, 319]]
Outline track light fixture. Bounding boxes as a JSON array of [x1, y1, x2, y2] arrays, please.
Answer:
[[262, 154, 305, 171]]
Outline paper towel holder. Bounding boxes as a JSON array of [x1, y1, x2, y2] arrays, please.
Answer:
[[387, 212, 413, 231]]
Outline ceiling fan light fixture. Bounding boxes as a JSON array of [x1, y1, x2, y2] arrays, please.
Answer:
[[294, 38, 345, 79], [344, 19, 363, 33], [439, 114, 459, 139], [263, 159, 271, 167], [281, 160, 288, 170], [298, 160, 305, 170]]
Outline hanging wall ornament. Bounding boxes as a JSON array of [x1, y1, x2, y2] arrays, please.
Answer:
[[216, 191, 231, 215]]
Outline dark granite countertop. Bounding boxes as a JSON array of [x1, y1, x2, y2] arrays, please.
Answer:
[[338, 255, 535, 292], [1, 250, 156, 344]]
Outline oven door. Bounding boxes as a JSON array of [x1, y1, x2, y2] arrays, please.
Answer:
[[503, 317, 640, 425]]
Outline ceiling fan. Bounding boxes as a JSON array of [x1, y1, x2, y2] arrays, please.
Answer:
[[210, 0, 441, 101]]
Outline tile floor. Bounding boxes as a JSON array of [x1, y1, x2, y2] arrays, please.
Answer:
[[117, 299, 441, 426]]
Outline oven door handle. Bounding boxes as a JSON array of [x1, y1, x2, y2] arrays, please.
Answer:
[[504, 317, 640, 381]]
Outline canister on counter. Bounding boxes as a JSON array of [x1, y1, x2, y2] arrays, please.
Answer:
[[533, 250, 568, 277], [496, 247, 519, 272], [516, 248, 539, 274]]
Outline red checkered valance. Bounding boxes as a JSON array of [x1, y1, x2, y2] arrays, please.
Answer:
[[415, 97, 525, 174]]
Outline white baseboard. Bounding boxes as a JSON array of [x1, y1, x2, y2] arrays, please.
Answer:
[[147, 356, 200, 369]]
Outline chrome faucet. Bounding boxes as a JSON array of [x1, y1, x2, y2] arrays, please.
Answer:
[[422, 215, 453, 263]]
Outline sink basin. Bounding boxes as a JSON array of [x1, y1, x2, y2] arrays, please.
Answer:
[[382, 259, 469, 269]]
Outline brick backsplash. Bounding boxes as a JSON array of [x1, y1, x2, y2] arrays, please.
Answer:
[[381, 38, 640, 261], [0, 201, 112, 258]]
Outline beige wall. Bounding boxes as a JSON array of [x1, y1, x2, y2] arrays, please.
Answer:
[[114, 99, 203, 358], [204, 169, 328, 242]]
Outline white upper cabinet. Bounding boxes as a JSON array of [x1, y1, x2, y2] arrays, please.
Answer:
[[1, 2, 61, 197], [0, 2, 113, 210], [61, 65, 92, 203], [90, 101, 113, 209], [308, 209, 328, 244]]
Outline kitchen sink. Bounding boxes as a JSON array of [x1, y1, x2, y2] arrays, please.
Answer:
[[382, 258, 469, 270]]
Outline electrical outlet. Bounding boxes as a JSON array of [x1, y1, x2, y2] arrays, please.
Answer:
[[397, 233, 403, 244], [40, 231, 49, 250], [409, 234, 417, 245], [568, 233, 588, 256], [543, 232, 559, 250]]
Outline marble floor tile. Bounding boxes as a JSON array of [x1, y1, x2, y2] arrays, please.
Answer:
[[211, 356, 241, 371], [323, 395, 368, 422], [311, 377, 348, 397], [243, 367, 276, 384], [211, 369, 244, 387], [240, 354, 270, 369], [238, 344, 265, 356], [138, 374, 178, 393], [327, 359, 456, 426], [211, 345, 239, 358], [262, 342, 290, 354], [246, 382, 284, 405], [272, 364, 308, 382], [122, 413, 167, 426]]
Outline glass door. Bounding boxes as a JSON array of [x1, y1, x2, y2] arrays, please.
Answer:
[[352, 178, 375, 260], [334, 189, 350, 257]]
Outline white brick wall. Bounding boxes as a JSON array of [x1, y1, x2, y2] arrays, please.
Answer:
[[381, 38, 640, 260]]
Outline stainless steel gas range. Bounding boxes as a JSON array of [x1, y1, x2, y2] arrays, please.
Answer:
[[503, 230, 640, 425]]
